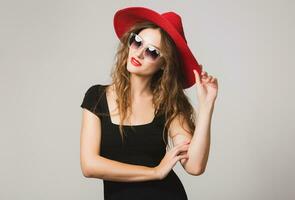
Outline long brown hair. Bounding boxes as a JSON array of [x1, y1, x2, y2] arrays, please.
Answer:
[[101, 21, 197, 148]]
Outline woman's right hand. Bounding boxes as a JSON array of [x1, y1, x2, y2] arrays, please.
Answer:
[[153, 141, 190, 180]]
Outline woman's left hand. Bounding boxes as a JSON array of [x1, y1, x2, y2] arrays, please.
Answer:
[[193, 64, 218, 107]]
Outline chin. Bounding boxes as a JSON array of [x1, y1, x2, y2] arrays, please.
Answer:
[[126, 63, 139, 73]]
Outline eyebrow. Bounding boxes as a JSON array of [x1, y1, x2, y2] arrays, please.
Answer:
[[137, 34, 161, 50]]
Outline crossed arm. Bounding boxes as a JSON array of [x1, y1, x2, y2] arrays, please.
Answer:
[[168, 104, 214, 175], [80, 103, 214, 181]]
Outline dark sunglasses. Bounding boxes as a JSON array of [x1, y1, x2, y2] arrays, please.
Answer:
[[128, 32, 162, 62]]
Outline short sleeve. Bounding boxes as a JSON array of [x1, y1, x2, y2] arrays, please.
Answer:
[[80, 84, 104, 118]]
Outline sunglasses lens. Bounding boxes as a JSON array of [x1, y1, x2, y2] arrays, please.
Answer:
[[145, 46, 160, 61], [128, 33, 161, 62], [129, 33, 142, 49]]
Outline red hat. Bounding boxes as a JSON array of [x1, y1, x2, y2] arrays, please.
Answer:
[[113, 6, 202, 89]]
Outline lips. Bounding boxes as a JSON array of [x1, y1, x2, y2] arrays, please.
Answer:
[[131, 57, 142, 67]]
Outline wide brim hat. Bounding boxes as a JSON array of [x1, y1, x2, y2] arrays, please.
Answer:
[[113, 6, 202, 89]]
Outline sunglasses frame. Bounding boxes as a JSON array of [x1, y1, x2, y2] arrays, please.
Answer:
[[127, 32, 162, 62]]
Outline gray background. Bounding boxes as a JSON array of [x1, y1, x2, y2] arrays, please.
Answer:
[[1, 0, 294, 199]]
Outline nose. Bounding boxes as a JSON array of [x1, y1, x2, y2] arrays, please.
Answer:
[[135, 46, 145, 59]]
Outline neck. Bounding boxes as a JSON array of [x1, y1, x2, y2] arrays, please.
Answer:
[[129, 74, 153, 99]]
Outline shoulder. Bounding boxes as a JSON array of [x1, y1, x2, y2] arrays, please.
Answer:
[[83, 84, 108, 100], [80, 84, 106, 114], [84, 84, 103, 95]]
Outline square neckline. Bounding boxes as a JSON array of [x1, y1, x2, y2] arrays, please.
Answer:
[[102, 85, 157, 127]]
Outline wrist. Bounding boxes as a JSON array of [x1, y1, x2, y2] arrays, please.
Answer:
[[199, 102, 214, 112], [151, 167, 161, 180], [199, 100, 215, 109]]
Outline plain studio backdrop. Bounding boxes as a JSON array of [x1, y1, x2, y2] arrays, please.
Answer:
[[1, 0, 294, 199]]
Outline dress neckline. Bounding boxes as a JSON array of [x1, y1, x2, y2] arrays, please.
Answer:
[[102, 85, 157, 127]]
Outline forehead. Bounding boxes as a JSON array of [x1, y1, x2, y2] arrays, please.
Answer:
[[138, 28, 162, 49]]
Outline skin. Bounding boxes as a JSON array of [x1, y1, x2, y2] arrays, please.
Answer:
[[165, 65, 218, 176], [106, 28, 164, 125], [126, 28, 163, 98], [80, 27, 219, 181]]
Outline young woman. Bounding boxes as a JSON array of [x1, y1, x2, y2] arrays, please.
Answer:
[[80, 6, 218, 200]]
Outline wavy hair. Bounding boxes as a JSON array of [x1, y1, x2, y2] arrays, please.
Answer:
[[100, 21, 197, 148]]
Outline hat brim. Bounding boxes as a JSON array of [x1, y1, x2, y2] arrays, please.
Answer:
[[113, 7, 201, 89]]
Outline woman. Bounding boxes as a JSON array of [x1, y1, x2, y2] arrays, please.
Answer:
[[80, 6, 218, 200]]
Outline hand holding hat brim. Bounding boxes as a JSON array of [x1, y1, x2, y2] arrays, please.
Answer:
[[113, 6, 202, 89]]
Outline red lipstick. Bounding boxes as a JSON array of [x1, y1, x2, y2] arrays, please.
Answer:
[[131, 57, 142, 67]]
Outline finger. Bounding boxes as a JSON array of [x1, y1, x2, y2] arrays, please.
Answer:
[[200, 64, 203, 70], [172, 143, 189, 155], [201, 71, 208, 82], [173, 153, 189, 163], [212, 77, 218, 85], [177, 154, 189, 161], [173, 143, 189, 153], [207, 75, 213, 83], [213, 78, 218, 88], [174, 144, 189, 155], [170, 142, 189, 153], [175, 140, 190, 147], [203, 75, 212, 83], [201, 71, 207, 76], [214, 77, 218, 84], [178, 151, 187, 155], [193, 69, 201, 85], [175, 141, 190, 148]]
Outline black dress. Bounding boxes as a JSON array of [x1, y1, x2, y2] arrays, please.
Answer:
[[80, 84, 188, 200]]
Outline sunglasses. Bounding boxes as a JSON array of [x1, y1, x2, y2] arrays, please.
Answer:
[[128, 32, 162, 62]]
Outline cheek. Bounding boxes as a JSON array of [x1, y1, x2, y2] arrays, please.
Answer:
[[127, 49, 132, 58], [143, 62, 160, 71]]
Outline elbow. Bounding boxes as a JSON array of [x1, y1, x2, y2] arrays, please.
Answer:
[[81, 165, 93, 178], [81, 157, 105, 179], [81, 159, 95, 178], [196, 168, 206, 176], [187, 166, 205, 176]]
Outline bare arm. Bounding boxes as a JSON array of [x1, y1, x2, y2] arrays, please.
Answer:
[[167, 103, 214, 175], [80, 109, 158, 182], [85, 155, 157, 182]]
